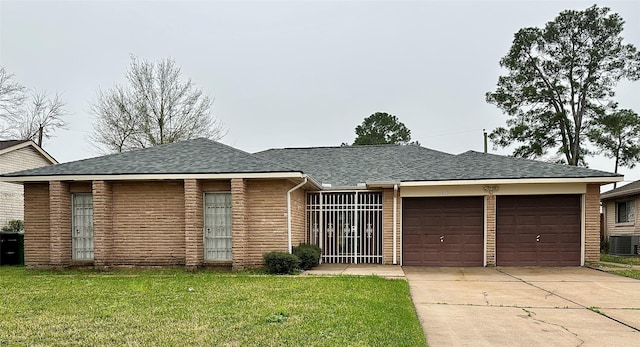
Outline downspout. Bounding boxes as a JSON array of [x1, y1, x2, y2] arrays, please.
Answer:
[[393, 184, 398, 265], [287, 176, 308, 254]]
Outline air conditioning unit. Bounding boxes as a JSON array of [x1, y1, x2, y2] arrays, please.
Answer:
[[609, 235, 640, 256]]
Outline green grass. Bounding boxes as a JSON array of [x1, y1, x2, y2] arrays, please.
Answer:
[[600, 253, 640, 266], [0, 267, 426, 347], [611, 269, 640, 280]]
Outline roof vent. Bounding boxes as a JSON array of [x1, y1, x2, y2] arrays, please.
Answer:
[[609, 235, 640, 256], [322, 183, 332, 188]]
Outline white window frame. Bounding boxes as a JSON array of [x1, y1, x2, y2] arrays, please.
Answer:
[[72, 193, 94, 261], [203, 192, 232, 261]]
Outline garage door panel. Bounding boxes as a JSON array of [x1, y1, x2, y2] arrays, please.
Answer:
[[403, 196, 484, 266], [496, 195, 581, 266]]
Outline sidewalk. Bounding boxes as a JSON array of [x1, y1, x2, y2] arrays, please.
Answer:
[[301, 263, 405, 278]]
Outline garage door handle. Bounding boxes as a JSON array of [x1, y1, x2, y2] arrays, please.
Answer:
[[440, 236, 444, 243], [536, 235, 541, 242]]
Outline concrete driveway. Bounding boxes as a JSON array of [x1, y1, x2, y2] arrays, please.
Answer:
[[404, 267, 640, 346]]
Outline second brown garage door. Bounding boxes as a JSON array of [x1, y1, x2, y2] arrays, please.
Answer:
[[403, 196, 484, 266], [496, 195, 581, 266]]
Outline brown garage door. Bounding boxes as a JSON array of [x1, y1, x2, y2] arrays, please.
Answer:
[[403, 197, 484, 266], [496, 195, 581, 266]]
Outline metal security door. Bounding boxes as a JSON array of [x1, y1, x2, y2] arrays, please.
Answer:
[[307, 192, 383, 264], [204, 193, 232, 261], [72, 193, 94, 260]]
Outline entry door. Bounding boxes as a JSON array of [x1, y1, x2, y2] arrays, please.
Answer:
[[204, 193, 232, 261], [72, 193, 94, 260]]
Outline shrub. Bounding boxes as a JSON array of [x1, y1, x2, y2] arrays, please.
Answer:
[[263, 252, 300, 274], [1, 220, 24, 233], [292, 244, 321, 270]]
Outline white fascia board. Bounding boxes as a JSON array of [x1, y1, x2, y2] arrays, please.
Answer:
[[366, 181, 401, 188], [400, 176, 624, 187], [0, 172, 308, 182], [0, 140, 58, 164]]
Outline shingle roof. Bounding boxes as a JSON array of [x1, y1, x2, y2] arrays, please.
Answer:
[[3, 138, 297, 177], [601, 179, 640, 200], [390, 151, 621, 181], [0, 140, 29, 151], [255, 144, 453, 187]]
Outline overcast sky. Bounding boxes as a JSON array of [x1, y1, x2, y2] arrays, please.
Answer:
[[1, 0, 639, 187]]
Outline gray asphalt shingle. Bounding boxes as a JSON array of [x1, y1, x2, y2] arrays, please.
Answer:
[[255, 145, 453, 187], [390, 151, 621, 181], [3, 138, 297, 177], [2, 139, 620, 186]]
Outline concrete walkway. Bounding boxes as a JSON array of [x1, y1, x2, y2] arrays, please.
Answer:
[[405, 267, 640, 347], [301, 263, 405, 278]]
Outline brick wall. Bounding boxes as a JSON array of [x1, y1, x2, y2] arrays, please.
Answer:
[[231, 178, 248, 270], [92, 181, 111, 267], [111, 181, 185, 265], [585, 183, 601, 262], [184, 179, 203, 268], [0, 146, 53, 227], [23, 183, 50, 266], [290, 187, 306, 246], [485, 195, 496, 266], [244, 179, 290, 268], [49, 181, 71, 266]]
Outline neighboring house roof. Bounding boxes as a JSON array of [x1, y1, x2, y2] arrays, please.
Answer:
[[0, 140, 58, 164], [2, 138, 298, 178], [387, 151, 622, 183], [0, 140, 29, 151], [255, 145, 453, 187], [601, 180, 640, 201]]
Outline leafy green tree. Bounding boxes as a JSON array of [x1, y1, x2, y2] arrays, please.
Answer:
[[588, 109, 640, 184], [486, 5, 640, 166], [352, 112, 416, 145]]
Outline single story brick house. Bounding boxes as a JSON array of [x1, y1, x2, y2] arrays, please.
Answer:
[[0, 138, 621, 270], [601, 180, 640, 255]]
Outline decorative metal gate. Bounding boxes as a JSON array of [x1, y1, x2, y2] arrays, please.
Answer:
[[307, 191, 383, 264]]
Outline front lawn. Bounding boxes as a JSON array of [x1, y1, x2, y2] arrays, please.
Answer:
[[598, 253, 640, 280], [600, 253, 640, 266], [0, 267, 426, 346]]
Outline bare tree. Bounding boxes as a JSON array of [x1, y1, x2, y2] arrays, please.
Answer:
[[17, 91, 68, 146], [0, 67, 26, 136], [91, 56, 224, 153]]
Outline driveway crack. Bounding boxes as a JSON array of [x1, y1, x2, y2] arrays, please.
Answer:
[[497, 268, 640, 333], [521, 308, 585, 347]]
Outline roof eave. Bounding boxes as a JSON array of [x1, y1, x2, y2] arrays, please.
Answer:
[[0, 140, 58, 164], [400, 176, 624, 187], [0, 171, 309, 182], [601, 188, 640, 201]]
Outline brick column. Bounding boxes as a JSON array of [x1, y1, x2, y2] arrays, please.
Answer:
[[231, 178, 247, 271], [485, 195, 496, 266], [184, 179, 203, 269], [584, 184, 601, 263], [92, 180, 113, 267], [49, 181, 71, 266]]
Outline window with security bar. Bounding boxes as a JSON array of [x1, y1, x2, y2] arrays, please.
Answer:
[[204, 192, 232, 261], [72, 193, 94, 261], [307, 191, 383, 264]]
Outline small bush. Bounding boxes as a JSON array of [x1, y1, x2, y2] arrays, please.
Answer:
[[1, 220, 24, 233], [292, 244, 321, 270], [263, 252, 300, 274]]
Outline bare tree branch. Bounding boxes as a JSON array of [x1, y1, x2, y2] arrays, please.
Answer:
[[91, 56, 225, 153]]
